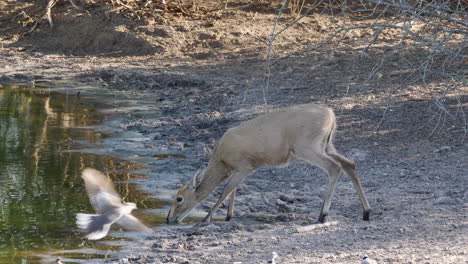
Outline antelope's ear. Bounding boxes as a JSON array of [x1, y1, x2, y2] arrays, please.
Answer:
[[189, 166, 206, 190]]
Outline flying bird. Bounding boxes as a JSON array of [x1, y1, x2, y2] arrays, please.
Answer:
[[76, 168, 151, 240], [361, 255, 377, 264], [52, 257, 63, 264]]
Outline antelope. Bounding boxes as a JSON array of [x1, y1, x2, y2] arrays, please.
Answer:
[[166, 104, 371, 224]]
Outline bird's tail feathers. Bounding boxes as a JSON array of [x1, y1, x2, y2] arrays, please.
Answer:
[[76, 213, 99, 231]]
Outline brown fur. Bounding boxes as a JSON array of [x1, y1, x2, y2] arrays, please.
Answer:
[[167, 104, 371, 224]]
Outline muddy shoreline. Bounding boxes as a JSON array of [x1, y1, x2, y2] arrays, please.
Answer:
[[8, 76, 460, 264], [2, 58, 466, 264]]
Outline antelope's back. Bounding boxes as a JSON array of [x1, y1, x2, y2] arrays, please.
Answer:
[[214, 104, 334, 169]]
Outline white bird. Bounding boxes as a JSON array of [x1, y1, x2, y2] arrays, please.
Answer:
[[53, 257, 63, 264], [361, 255, 377, 264], [268, 252, 278, 264], [76, 168, 151, 240]]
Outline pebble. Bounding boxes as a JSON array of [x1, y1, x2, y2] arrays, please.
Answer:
[[435, 196, 453, 205], [348, 149, 369, 162], [433, 146, 452, 153], [276, 199, 295, 213], [279, 194, 295, 203]]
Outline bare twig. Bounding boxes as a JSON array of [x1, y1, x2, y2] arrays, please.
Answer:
[[454, 94, 467, 143], [68, 0, 79, 9], [24, 20, 39, 36], [46, 0, 57, 28], [364, 0, 468, 27], [264, 0, 288, 105]]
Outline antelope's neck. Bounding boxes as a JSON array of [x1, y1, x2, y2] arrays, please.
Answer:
[[195, 159, 229, 203]]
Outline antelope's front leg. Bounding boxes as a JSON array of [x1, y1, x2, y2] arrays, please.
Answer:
[[202, 189, 236, 222], [202, 170, 249, 223], [202, 210, 213, 223]]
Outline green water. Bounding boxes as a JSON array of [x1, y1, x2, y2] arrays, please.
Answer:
[[0, 87, 165, 264]]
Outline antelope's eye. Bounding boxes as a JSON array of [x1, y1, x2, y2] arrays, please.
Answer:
[[176, 197, 183, 203]]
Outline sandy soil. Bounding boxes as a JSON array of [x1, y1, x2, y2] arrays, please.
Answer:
[[0, 1, 466, 263]]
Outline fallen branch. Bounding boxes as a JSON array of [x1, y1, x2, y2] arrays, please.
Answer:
[[295, 221, 339, 233]]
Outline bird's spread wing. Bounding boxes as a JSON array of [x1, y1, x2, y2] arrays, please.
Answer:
[[81, 168, 122, 213], [78, 168, 151, 240], [93, 191, 122, 213], [76, 212, 121, 240], [115, 214, 152, 233]]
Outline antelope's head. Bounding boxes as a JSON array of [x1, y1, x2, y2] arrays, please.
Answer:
[[167, 167, 205, 224]]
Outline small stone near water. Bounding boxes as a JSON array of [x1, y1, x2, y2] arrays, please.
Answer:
[[433, 146, 452, 153], [279, 194, 295, 203], [361, 255, 378, 264], [348, 149, 369, 162], [268, 252, 278, 264], [53, 257, 63, 264], [435, 196, 453, 205], [276, 213, 296, 222], [0, 75, 13, 83], [276, 199, 295, 213]]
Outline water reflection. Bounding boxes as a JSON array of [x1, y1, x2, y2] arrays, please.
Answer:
[[0, 87, 163, 264]]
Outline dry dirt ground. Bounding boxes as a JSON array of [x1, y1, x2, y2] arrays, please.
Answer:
[[0, 1, 466, 264]]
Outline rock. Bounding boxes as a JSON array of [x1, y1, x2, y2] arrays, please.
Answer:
[[192, 51, 215, 60], [199, 33, 212, 40], [174, 24, 190, 32], [435, 196, 453, 205], [348, 149, 369, 162], [152, 132, 162, 139], [399, 169, 406, 177], [12, 73, 31, 80], [433, 146, 452, 153], [154, 28, 170, 38], [279, 194, 295, 203], [0, 75, 13, 83], [276, 213, 296, 222], [276, 199, 295, 213]]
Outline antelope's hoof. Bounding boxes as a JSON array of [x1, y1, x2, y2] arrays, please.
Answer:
[[202, 215, 212, 223], [363, 211, 370, 221], [318, 213, 327, 223]]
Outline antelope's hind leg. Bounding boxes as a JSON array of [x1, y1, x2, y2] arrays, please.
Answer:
[[226, 189, 237, 221], [317, 158, 341, 223], [296, 147, 342, 223], [328, 153, 371, 220]]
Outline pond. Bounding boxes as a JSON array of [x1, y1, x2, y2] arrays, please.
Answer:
[[0, 86, 167, 264]]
